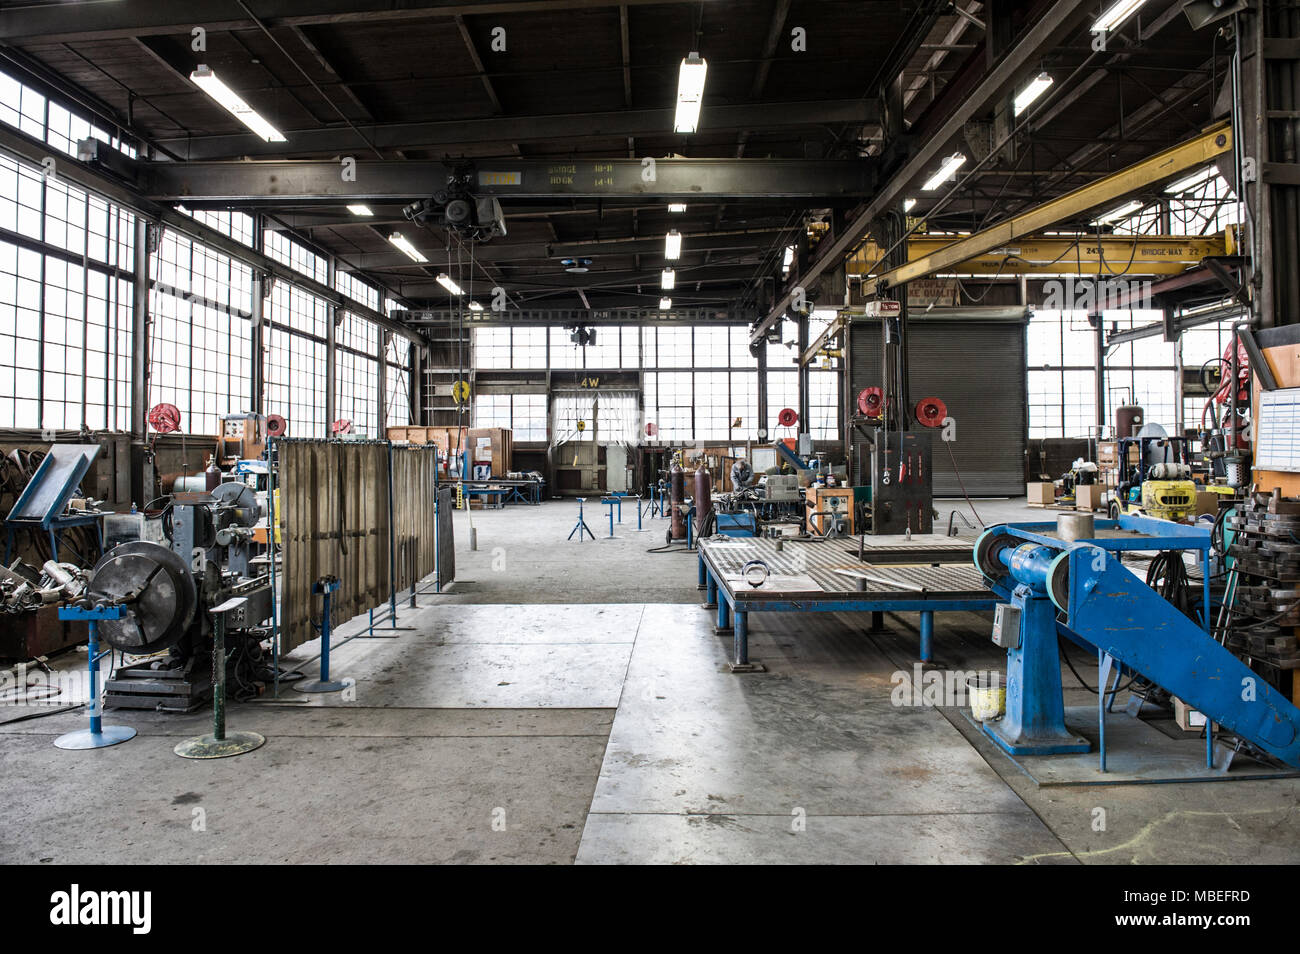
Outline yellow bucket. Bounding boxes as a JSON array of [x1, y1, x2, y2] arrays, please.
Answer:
[[968, 672, 1005, 722]]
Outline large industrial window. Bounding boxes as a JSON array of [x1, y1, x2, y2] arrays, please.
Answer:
[[1027, 308, 1237, 439], [0, 145, 135, 432], [385, 333, 413, 428], [150, 228, 253, 437]]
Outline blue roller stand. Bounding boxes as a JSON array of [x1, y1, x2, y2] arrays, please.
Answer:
[[568, 497, 595, 541], [295, 576, 347, 693], [54, 604, 136, 750]]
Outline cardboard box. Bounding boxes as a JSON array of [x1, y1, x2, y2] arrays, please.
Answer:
[[1196, 491, 1223, 517], [1173, 696, 1207, 731], [1075, 484, 1104, 512], [1097, 441, 1119, 471], [1026, 482, 1056, 506]]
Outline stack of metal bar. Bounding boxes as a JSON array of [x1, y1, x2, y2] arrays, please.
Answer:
[[1226, 492, 1300, 672]]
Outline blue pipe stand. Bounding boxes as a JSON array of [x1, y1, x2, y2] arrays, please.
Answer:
[[295, 576, 348, 693], [175, 596, 267, 759], [568, 497, 595, 541], [600, 496, 618, 538], [54, 603, 136, 750]]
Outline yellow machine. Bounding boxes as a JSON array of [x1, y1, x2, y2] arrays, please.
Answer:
[[1136, 478, 1198, 521]]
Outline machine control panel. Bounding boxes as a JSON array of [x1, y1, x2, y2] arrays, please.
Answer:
[[992, 604, 1021, 649]]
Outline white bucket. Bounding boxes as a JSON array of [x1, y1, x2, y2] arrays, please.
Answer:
[[968, 672, 1006, 722]]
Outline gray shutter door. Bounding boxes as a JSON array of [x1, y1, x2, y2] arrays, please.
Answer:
[[848, 314, 1026, 496]]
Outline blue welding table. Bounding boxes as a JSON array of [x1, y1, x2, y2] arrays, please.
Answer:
[[461, 484, 508, 509], [698, 536, 997, 672]]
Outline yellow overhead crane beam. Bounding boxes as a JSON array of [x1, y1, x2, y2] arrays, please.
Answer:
[[800, 121, 1233, 365], [859, 120, 1231, 295], [847, 233, 1229, 277]]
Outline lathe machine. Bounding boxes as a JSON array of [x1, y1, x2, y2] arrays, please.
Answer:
[[89, 482, 274, 711]]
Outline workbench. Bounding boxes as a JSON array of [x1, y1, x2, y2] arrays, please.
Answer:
[[697, 535, 999, 670], [460, 478, 544, 505]]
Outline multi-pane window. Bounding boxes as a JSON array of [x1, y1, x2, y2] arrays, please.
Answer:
[[0, 140, 135, 432], [385, 334, 412, 428], [472, 392, 548, 441], [1028, 308, 1238, 438], [150, 228, 253, 436]]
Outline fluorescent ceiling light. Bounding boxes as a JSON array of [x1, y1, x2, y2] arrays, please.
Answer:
[[674, 53, 708, 133], [1091, 0, 1147, 33], [347, 204, 373, 216], [664, 230, 682, 260], [921, 153, 966, 191], [436, 273, 464, 295], [782, 245, 795, 269], [468, 301, 484, 311], [903, 198, 917, 212], [668, 203, 688, 213], [190, 65, 286, 143], [1091, 200, 1143, 225], [661, 268, 676, 290], [659, 297, 672, 310], [1013, 72, 1054, 116], [1165, 166, 1215, 194], [388, 232, 427, 263]]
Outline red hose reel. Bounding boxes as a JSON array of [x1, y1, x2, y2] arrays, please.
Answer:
[[146, 403, 181, 434], [777, 407, 798, 427], [914, 396, 948, 428], [857, 387, 885, 419]]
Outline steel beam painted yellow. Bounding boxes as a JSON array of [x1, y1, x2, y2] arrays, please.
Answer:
[[800, 122, 1233, 365], [859, 121, 1231, 296], [848, 233, 1227, 276]]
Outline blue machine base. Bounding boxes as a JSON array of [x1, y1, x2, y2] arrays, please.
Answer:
[[54, 725, 136, 750], [982, 719, 1090, 756]]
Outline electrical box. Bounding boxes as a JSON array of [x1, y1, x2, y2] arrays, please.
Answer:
[[763, 474, 800, 502], [992, 604, 1021, 649], [806, 486, 854, 535], [219, 413, 266, 465]]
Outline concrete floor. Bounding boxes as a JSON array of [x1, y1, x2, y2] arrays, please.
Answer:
[[1, 496, 1298, 864]]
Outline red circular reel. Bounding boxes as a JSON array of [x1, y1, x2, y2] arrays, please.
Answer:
[[266, 414, 288, 437], [147, 403, 181, 434], [331, 418, 353, 435], [857, 387, 885, 418], [914, 396, 948, 428], [645, 422, 659, 437], [777, 407, 798, 427]]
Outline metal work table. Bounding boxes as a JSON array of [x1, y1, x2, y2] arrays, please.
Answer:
[[697, 536, 998, 670], [460, 478, 543, 505]]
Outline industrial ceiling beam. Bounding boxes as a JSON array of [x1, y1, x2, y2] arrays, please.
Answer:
[[131, 156, 877, 203], [0, 124, 422, 343], [337, 228, 789, 269], [0, 0, 722, 43], [155, 99, 880, 159], [395, 306, 755, 326], [749, 0, 1095, 347], [847, 232, 1230, 277], [861, 123, 1232, 295], [800, 121, 1234, 364]]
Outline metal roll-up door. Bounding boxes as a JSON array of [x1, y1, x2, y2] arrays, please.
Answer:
[[847, 311, 1027, 496]]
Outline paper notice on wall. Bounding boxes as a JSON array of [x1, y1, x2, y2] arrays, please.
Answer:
[[1256, 387, 1300, 472]]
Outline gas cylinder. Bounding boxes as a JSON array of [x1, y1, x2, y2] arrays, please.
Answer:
[[204, 454, 221, 491], [669, 460, 686, 541], [694, 466, 713, 537], [1115, 405, 1144, 439]]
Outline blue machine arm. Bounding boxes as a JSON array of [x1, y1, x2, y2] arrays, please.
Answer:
[[1058, 546, 1300, 767], [772, 440, 807, 472]]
